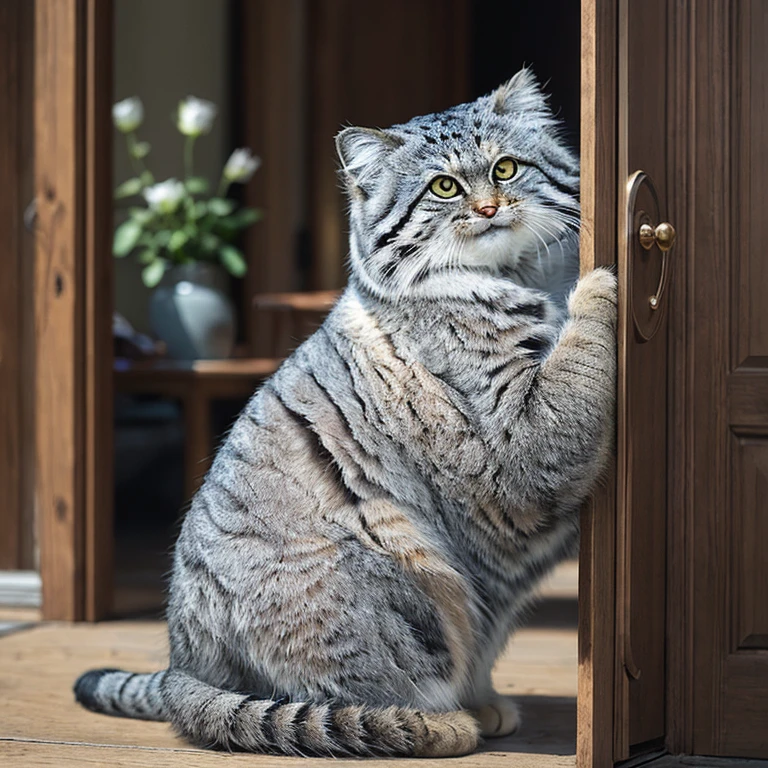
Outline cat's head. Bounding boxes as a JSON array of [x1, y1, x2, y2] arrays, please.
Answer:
[[336, 68, 579, 301]]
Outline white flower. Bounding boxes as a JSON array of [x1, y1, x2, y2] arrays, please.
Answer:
[[143, 179, 186, 214], [177, 96, 217, 137], [223, 148, 261, 183], [112, 97, 144, 133]]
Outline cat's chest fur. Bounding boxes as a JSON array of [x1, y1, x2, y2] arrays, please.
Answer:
[[286, 280, 577, 586], [344, 275, 562, 424], [241, 284, 577, 666]]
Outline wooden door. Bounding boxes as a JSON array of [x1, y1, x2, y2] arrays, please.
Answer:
[[679, 0, 768, 757], [614, 0, 670, 757], [579, 0, 671, 763], [581, 0, 768, 764]]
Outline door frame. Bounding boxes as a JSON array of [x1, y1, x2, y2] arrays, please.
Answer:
[[34, 0, 114, 621], [0, 0, 35, 574], [577, 1, 619, 766]]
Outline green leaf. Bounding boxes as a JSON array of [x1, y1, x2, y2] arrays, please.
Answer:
[[168, 230, 189, 252], [140, 170, 155, 186], [183, 222, 198, 239], [114, 178, 143, 199], [138, 249, 157, 265], [231, 207, 263, 227], [212, 217, 238, 236], [201, 233, 220, 253], [142, 259, 166, 288], [152, 230, 172, 248], [113, 219, 143, 256], [216, 208, 263, 235], [219, 245, 247, 277], [131, 141, 151, 159], [185, 177, 209, 195], [207, 197, 236, 217], [129, 208, 154, 225], [191, 201, 208, 219]]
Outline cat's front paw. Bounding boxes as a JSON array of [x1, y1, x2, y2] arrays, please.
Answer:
[[470, 695, 520, 738], [567, 267, 618, 327]]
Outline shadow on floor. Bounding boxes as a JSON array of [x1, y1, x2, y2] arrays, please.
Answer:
[[526, 596, 578, 630], [477, 695, 576, 756]]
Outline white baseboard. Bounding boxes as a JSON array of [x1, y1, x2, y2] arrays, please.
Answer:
[[0, 571, 42, 607]]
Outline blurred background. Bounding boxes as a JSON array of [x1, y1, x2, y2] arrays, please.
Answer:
[[112, 0, 580, 337], [1, 0, 579, 617]]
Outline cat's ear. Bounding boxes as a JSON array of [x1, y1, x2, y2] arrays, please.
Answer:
[[335, 127, 401, 186], [492, 68, 549, 116]]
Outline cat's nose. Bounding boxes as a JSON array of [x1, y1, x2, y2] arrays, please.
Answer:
[[474, 203, 498, 218]]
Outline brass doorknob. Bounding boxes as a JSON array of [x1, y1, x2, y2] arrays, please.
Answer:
[[626, 170, 676, 336], [639, 221, 677, 252]]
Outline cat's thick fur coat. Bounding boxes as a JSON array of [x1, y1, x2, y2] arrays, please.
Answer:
[[75, 70, 616, 757]]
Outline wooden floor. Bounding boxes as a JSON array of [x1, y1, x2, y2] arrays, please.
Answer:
[[0, 565, 578, 768]]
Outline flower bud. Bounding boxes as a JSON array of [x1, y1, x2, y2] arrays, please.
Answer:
[[177, 96, 217, 137], [143, 179, 186, 215], [112, 97, 144, 133], [223, 148, 261, 183]]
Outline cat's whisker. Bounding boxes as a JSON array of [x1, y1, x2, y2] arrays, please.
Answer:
[[523, 221, 555, 268], [523, 208, 578, 268], [529, 217, 567, 265]]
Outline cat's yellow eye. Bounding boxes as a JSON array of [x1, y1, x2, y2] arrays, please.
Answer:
[[493, 157, 518, 181], [430, 175, 461, 199]]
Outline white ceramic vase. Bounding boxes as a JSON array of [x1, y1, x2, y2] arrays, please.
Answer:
[[149, 262, 235, 360]]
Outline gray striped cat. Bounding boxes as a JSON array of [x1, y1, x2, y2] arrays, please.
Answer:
[[75, 69, 616, 758]]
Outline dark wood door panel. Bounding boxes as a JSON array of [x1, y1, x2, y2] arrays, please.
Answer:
[[719, 0, 768, 754], [722, 655, 768, 757], [735, 0, 768, 369], [729, 375, 768, 427], [730, 436, 768, 652], [689, 0, 768, 757]]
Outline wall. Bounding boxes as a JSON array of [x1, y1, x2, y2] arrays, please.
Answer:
[[113, 0, 232, 334]]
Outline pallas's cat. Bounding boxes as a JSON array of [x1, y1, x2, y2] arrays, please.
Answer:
[[75, 70, 616, 758]]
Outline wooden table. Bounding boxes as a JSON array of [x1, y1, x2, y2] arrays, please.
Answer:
[[253, 289, 341, 357], [114, 358, 282, 500]]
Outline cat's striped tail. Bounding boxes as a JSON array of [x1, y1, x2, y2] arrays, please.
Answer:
[[74, 668, 168, 721], [74, 667, 479, 757]]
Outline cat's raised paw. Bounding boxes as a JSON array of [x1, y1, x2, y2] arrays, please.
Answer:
[[471, 695, 521, 738], [568, 267, 618, 325]]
